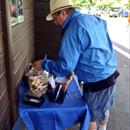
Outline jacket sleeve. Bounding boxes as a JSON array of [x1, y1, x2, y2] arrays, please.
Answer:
[[42, 21, 88, 76]]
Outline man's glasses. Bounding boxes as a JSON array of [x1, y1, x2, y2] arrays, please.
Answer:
[[52, 11, 61, 21]]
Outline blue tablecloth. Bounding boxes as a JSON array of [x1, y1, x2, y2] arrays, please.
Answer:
[[19, 77, 90, 130]]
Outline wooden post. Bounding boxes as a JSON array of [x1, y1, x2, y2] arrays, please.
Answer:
[[1, 0, 18, 127]]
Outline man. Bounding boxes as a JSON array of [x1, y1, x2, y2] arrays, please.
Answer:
[[33, 0, 119, 130]]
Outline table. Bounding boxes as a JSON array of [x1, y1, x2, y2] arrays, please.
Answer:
[[18, 77, 90, 130]]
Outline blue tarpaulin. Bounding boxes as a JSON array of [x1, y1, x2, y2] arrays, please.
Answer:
[[18, 77, 90, 130]]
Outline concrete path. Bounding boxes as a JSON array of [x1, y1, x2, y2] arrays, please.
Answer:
[[107, 49, 130, 130], [68, 17, 130, 130], [67, 50, 130, 130]]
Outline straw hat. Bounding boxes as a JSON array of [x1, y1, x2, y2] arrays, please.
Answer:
[[46, 0, 74, 21]]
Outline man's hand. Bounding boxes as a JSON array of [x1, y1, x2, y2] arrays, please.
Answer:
[[32, 60, 43, 71], [62, 72, 74, 91]]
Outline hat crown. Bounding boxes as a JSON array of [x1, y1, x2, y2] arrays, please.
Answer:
[[46, 0, 74, 21], [50, 0, 73, 12]]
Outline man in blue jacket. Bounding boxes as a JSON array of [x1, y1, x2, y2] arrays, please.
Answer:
[[33, 0, 119, 130]]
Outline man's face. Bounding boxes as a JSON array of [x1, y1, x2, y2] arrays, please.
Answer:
[[52, 10, 67, 26]]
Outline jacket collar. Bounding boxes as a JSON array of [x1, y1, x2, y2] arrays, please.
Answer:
[[61, 10, 80, 30]]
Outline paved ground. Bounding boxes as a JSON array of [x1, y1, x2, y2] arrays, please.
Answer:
[[68, 17, 130, 130], [105, 17, 129, 50], [107, 48, 130, 130], [106, 17, 130, 130], [67, 49, 130, 130]]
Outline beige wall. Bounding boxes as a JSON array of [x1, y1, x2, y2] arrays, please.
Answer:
[[1, 0, 60, 129], [0, 1, 11, 130], [0, 0, 34, 129], [11, 0, 34, 85]]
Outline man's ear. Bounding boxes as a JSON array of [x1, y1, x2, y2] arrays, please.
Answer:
[[61, 10, 67, 18]]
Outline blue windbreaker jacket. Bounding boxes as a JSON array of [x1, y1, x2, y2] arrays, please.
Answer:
[[42, 10, 117, 83]]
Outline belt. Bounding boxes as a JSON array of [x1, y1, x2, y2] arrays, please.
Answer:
[[83, 70, 120, 92]]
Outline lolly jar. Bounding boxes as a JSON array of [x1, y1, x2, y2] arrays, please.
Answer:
[[26, 64, 49, 98]]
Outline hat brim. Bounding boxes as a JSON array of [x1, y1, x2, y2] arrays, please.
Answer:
[[46, 5, 74, 21]]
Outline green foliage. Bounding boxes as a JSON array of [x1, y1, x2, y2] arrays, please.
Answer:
[[72, 0, 130, 9]]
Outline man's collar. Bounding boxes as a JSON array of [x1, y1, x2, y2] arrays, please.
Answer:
[[61, 10, 80, 30]]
